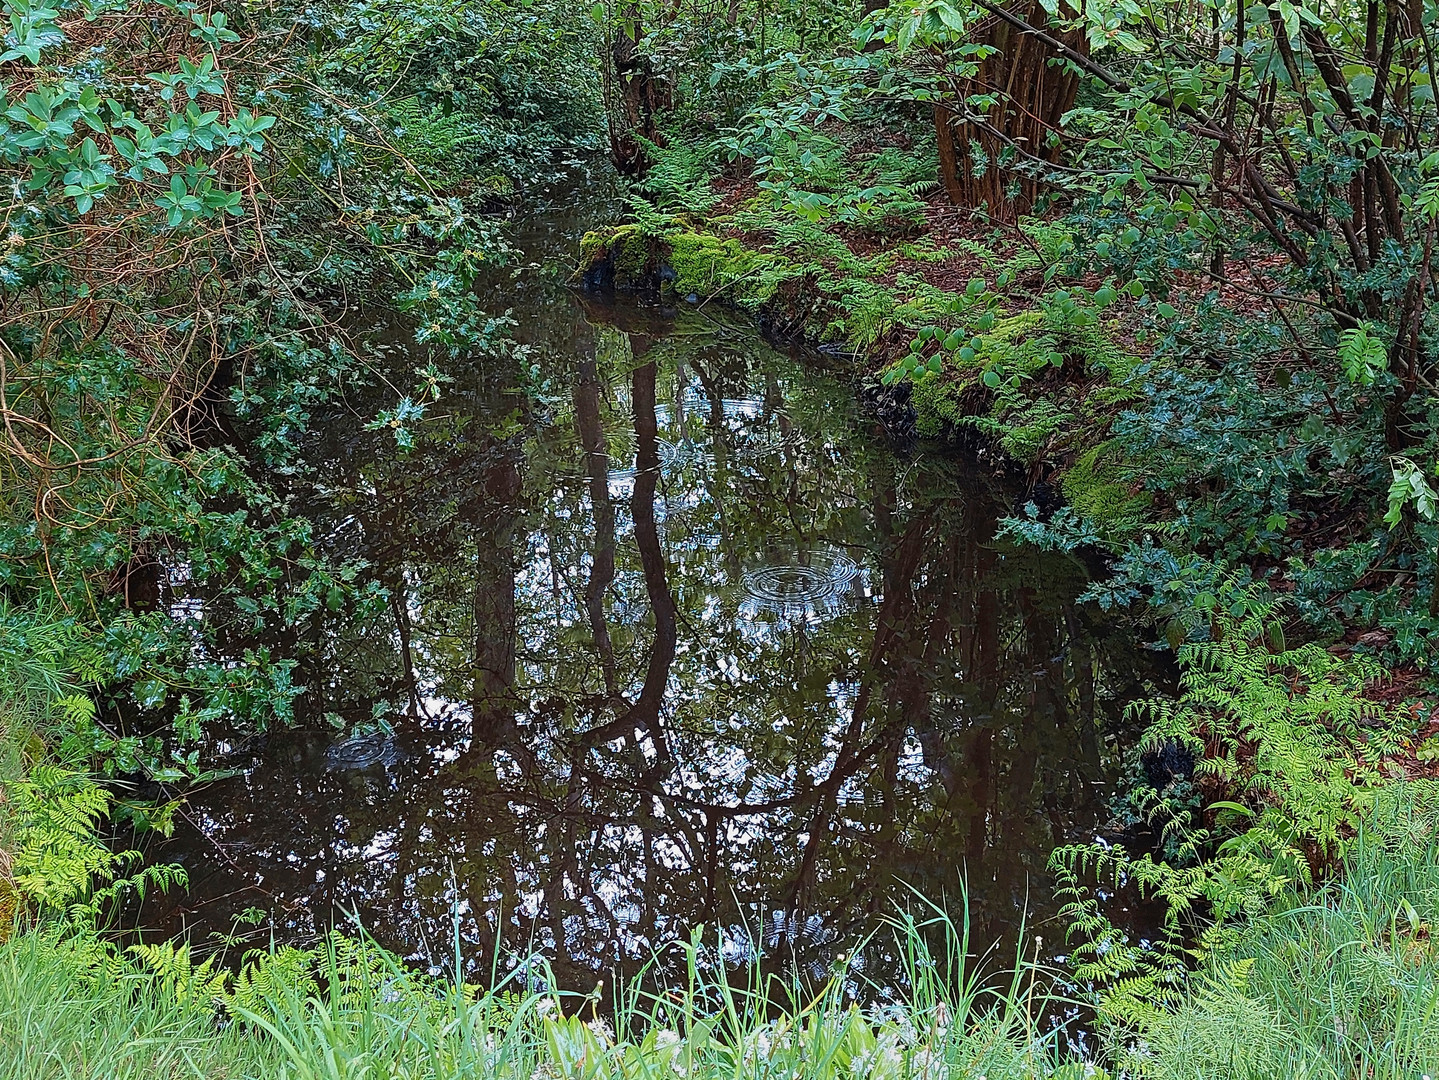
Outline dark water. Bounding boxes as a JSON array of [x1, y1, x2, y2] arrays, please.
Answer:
[[134, 190, 1155, 993]]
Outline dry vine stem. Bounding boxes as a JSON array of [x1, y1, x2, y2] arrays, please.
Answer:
[[0, 2, 416, 608]]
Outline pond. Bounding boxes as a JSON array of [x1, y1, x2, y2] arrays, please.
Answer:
[[134, 187, 1157, 996]]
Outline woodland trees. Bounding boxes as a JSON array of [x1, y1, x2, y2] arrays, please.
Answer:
[[600, 0, 1439, 398]]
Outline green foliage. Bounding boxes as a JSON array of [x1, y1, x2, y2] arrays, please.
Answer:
[[1052, 600, 1410, 1027], [0, 930, 281, 1079], [0, 0, 540, 771], [0, 913, 1083, 1080], [0, 606, 187, 929], [313, 0, 603, 187], [8, 768, 118, 915], [0, 6, 272, 222], [636, 137, 723, 214], [385, 97, 493, 177], [1059, 442, 1151, 539], [1115, 791, 1439, 1079], [1384, 457, 1438, 527], [1339, 325, 1390, 389]]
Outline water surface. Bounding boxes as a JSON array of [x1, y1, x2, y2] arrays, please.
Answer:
[[138, 197, 1153, 993]]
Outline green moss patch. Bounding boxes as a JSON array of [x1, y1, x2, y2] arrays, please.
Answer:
[[1061, 441, 1152, 538]]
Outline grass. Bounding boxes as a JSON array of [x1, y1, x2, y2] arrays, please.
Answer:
[[8, 804, 1439, 1079], [0, 931, 280, 1079], [0, 900, 1073, 1080], [1121, 796, 1439, 1079]]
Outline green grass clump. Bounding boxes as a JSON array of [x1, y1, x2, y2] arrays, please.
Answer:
[[0, 931, 281, 1079], [0, 905, 1081, 1080], [1117, 794, 1439, 1078]]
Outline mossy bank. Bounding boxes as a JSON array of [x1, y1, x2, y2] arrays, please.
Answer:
[[574, 208, 1155, 546]]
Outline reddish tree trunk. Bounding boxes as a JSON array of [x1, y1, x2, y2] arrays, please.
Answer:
[[936, 0, 1087, 219], [603, 10, 670, 176]]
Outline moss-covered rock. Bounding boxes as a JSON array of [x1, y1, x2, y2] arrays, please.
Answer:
[[576, 224, 652, 289], [575, 224, 793, 304], [667, 231, 788, 305]]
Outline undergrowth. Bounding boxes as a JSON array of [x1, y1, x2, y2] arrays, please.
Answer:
[[1051, 597, 1423, 1043], [0, 906, 1080, 1080], [1113, 792, 1439, 1079], [0, 607, 189, 944]]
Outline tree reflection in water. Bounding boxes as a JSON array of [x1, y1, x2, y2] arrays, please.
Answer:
[[139, 292, 1153, 996]]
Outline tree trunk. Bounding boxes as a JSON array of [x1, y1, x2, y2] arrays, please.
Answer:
[[936, 0, 1087, 219], [602, 6, 670, 175]]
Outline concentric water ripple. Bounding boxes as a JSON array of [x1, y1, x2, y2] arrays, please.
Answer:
[[325, 732, 396, 770], [683, 389, 770, 420], [741, 551, 860, 617], [581, 438, 681, 484]]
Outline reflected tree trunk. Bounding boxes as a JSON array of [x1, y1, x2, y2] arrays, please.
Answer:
[[788, 514, 933, 911], [628, 360, 677, 760], [388, 578, 420, 718], [469, 455, 522, 750], [576, 358, 619, 698]]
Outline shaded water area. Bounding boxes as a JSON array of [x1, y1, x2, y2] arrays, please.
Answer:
[[136, 190, 1156, 995]]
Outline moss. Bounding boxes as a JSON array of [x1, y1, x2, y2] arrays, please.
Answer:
[[617, 232, 654, 278], [665, 231, 787, 305], [577, 224, 646, 283], [576, 224, 797, 301], [980, 312, 1052, 373], [905, 310, 1053, 438], [1060, 441, 1152, 539], [910, 370, 970, 438]]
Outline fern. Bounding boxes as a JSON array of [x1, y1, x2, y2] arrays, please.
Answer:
[[1054, 598, 1407, 1025], [385, 97, 491, 174], [127, 940, 231, 1009], [231, 945, 320, 1016], [0, 607, 189, 926], [8, 768, 115, 913]]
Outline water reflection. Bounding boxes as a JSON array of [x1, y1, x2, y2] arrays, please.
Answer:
[[139, 257, 1151, 994]]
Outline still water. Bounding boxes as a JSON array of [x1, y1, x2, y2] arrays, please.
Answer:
[[137, 194, 1154, 994]]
